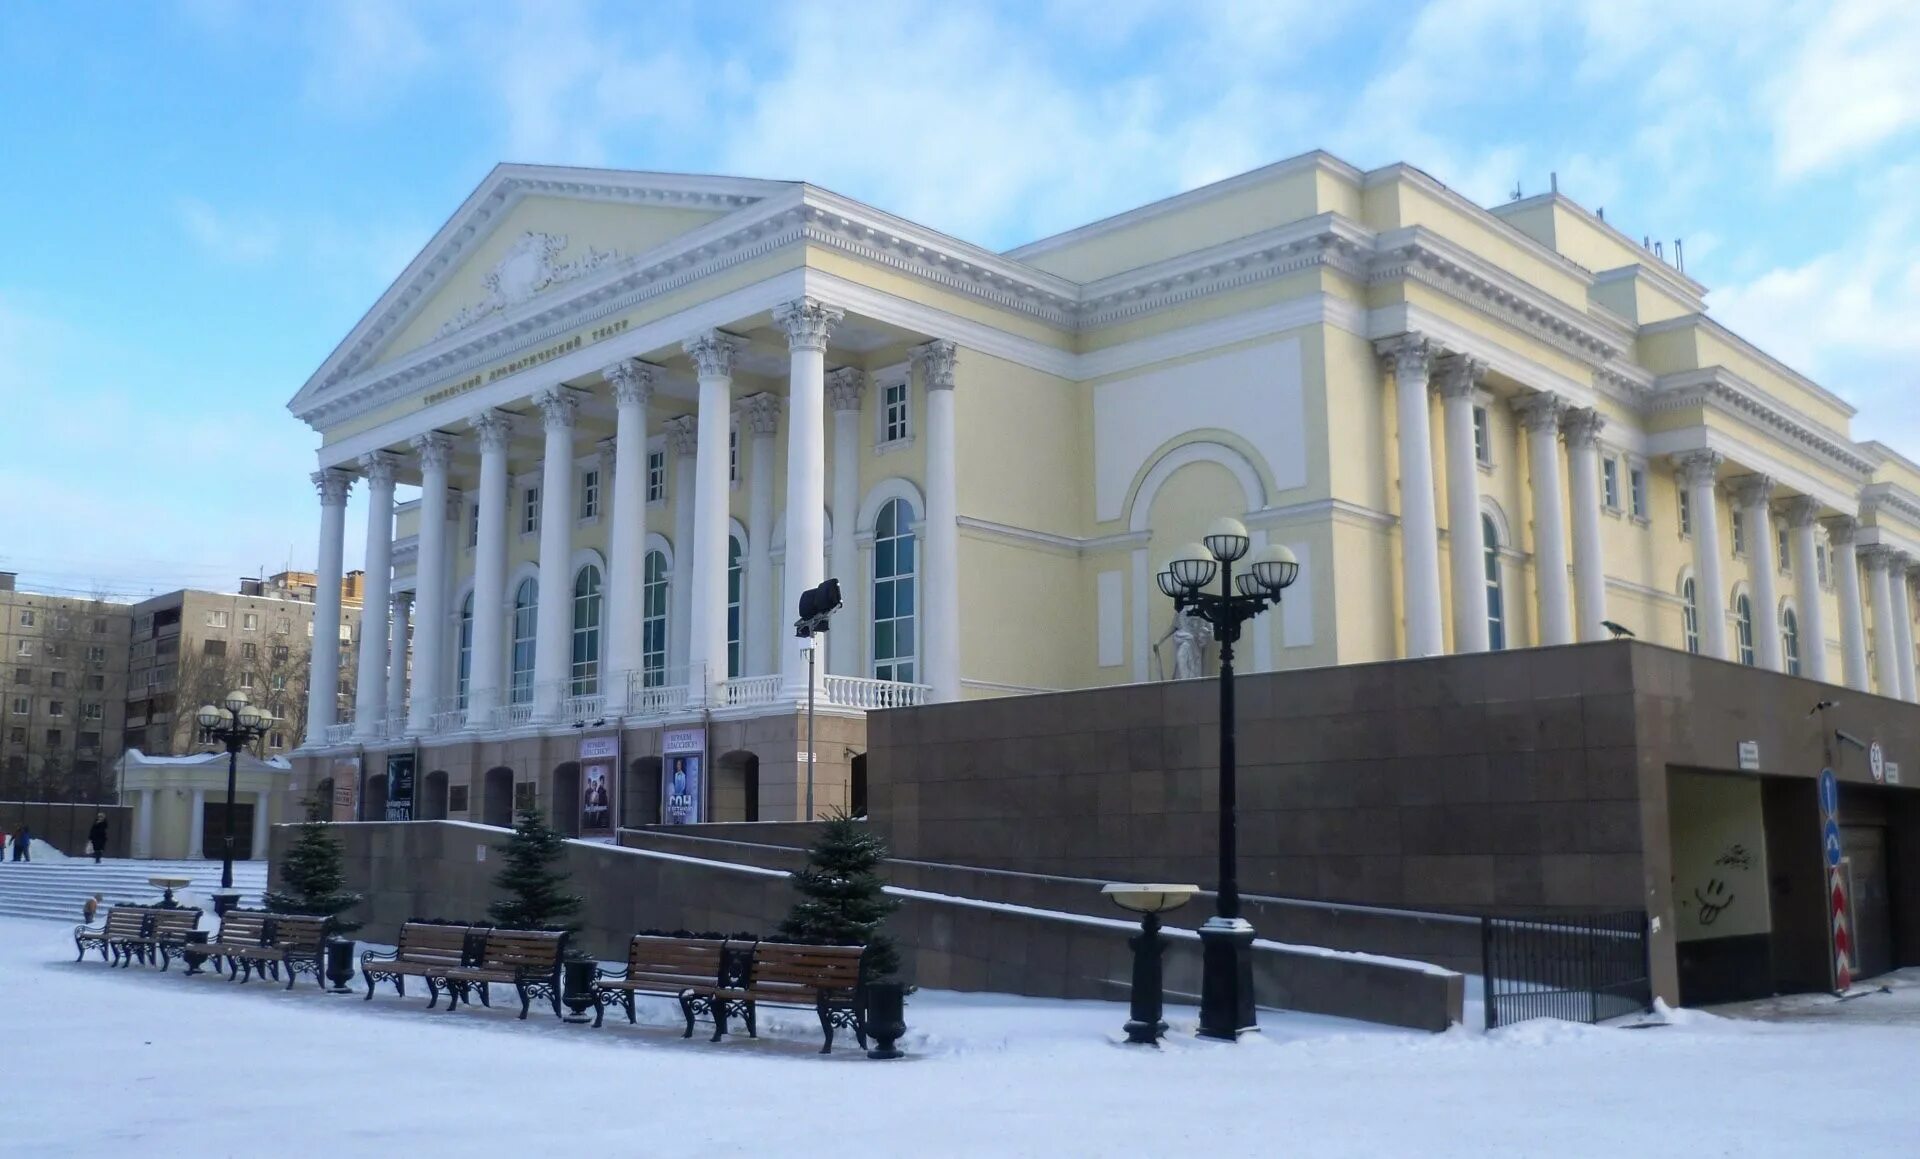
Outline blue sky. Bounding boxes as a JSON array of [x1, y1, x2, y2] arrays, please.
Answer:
[[1, 0, 1916, 598]]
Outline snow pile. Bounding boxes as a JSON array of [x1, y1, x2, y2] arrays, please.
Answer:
[[4, 915, 1918, 1155]]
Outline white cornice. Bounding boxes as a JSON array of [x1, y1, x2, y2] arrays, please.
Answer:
[[956, 516, 1151, 557], [1641, 314, 1857, 420], [1244, 497, 1396, 530], [1650, 367, 1873, 478], [1494, 191, 1709, 303], [1371, 302, 1598, 411], [1074, 214, 1372, 328], [1362, 164, 1604, 290]]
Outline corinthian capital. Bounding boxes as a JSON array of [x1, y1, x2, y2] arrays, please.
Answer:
[[410, 431, 453, 472], [826, 367, 868, 412], [1727, 474, 1775, 510], [739, 391, 782, 438], [684, 330, 744, 379], [1859, 543, 1894, 571], [1511, 390, 1566, 434], [1782, 495, 1822, 530], [664, 414, 699, 457], [534, 387, 580, 430], [1820, 514, 1858, 545], [312, 469, 355, 507], [358, 451, 399, 489], [603, 358, 658, 406], [1433, 353, 1485, 399], [1560, 406, 1606, 448], [470, 409, 516, 453], [912, 340, 957, 391], [1375, 332, 1433, 384], [774, 297, 843, 351], [1672, 449, 1724, 489]]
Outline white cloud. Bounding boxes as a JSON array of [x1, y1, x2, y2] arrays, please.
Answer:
[[1771, 0, 1920, 177], [177, 197, 282, 263]]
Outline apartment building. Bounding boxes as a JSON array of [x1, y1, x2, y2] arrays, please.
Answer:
[[0, 572, 132, 801]]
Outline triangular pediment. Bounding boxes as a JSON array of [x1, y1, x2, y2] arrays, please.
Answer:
[[290, 164, 792, 418]]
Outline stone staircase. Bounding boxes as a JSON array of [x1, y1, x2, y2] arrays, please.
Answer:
[[0, 859, 269, 922]]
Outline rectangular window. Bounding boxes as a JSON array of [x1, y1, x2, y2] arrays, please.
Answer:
[[91, 617, 107, 634], [136, 614, 152, 636], [728, 426, 739, 483], [449, 785, 469, 813], [44, 642, 64, 660], [53, 612, 70, 631], [1602, 457, 1620, 511], [46, 728, 61, 746], [884, 381, 911, 445], [1679, 489, 1692, 537], [275, 616, 290, 635], [82, 703, 101, 721], [1777, 525, 1791, 574], [85, 674, 102, 692], [17, 610, 34, 627], [272, 644, 289, 662], [242, 612, 258, 631], [522, 485, 540, 534], [48, 701, 64, 718], [50, 672, 65, 689], [1818, 541, 1831, 586], [239, 672, 254, 689], [202, 639, 226, 657], [270, 732, 285, 750], [646, 450, 666, 502], [9, 696, 27, 715], [1472, 405, 1491, 466], [205, 610, 229, 628], [7, 727, 22, 743], [241, 642, 257, 660], [1731, 510, 1745, 555], [80, 730, 100, 749], [86, 645, 105, 664], [468, 501, 480, 548], [14, 641, 30, 659], [11, 669, 26, 685], [580, 468, 600, 520]]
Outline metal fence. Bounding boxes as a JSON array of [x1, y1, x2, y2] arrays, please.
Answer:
[[1481, 910, 1652, 1029]]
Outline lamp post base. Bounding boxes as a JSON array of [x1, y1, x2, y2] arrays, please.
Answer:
[[1196, 916, 1258, 1041]]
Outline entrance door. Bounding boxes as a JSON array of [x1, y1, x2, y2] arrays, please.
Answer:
[[1843, 825, 1894, 981]]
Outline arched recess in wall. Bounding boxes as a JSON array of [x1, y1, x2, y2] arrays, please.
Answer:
[[550, 760, 582, 836], [1123, 440, 1269, 681], [624, 756, 662, 828], [1479, 498, 1518, 650], [481, 766, 515, 828], [420, 770, 450, 821]]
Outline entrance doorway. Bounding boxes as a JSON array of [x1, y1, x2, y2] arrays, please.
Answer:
[[481, 767, 515, 827]]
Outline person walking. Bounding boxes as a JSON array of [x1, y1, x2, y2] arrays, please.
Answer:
[[11, 826, 30, 862], [88, 812, 108, 864]]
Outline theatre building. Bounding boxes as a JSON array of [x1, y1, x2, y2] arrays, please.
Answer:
[[287, 148, 1920, 939]]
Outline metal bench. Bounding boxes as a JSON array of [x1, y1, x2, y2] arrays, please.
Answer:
[[193, 910, 329, 989], [681, 941, 868, 1053], [589, 934, 728, 1028], [361, 921, 491, 1007], [434, 928, 568, 1021], [74, 905, 202, 969]]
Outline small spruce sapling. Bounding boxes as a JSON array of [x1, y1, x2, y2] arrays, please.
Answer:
[[777, 808, 901, 981], [262, 797, 363, 935], [488, 806, 583, 933]]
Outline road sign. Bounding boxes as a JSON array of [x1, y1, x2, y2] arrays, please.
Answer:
[[1824, 819, 1844, 867], [1887, 762, 1902, 786], [1830, 865, 1853, 992], [1869, 742, 1885, 783], [1819, 769, 1839, 817]]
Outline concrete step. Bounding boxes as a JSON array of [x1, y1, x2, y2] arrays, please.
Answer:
[[0, 859, 269, 922]]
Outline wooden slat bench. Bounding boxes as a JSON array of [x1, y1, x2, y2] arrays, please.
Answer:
[[589, 934, 728, 1028], [192, 910, 330, 990], [436, 928, 568, 1020], [74, 906, 202, 969], [681, 941, 868, 1053], [361, 922, 491, 1008]]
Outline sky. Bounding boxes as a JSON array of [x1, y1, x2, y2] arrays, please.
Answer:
[[0, 0, 1917, 600]]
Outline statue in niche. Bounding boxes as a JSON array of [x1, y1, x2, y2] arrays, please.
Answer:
[[1156, 608, 1213, 681]]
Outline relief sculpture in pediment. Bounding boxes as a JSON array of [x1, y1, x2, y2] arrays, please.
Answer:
[[436, 231, 621, 339]]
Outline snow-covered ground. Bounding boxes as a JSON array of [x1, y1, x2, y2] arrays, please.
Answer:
[[3, 914, 1917, 1156]]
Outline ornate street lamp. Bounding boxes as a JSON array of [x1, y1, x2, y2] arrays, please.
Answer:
[[195, 689, 275, 910], [1156, 518, 1298, 1041]]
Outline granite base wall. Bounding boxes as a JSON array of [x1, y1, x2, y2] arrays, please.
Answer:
[[0, 801, 132, 858]]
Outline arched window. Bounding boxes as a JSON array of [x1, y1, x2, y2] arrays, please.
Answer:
[[455, 591, 474, 709], [1735, 592, 1755, 666], [572, 565, 602, 694], [641, 550, 669, 686], [1783, 607, 1801, 676], [726, 536, 743, 679], [1682, 578, 1700, 654], [872, 497, 917, 683], [1482, 514, 1505, 651], [510, 577, 537, 704]]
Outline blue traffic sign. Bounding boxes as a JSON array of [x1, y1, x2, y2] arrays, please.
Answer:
[[1824, 819, 1844, 868], [1819, 769, 1839, 818]]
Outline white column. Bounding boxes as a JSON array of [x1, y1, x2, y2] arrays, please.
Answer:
[[1515, 392, 1572, 646], [187, 788, 205, 860], [1380, 335, 1444, 656], [827, 369, 866, 677], [440, 487, 463, 720], [684, 331, 743, 706], [1562, 407, 1608, 642], [665, 415, 698, 680], [250, 790, 270, 860], [1733, 476, 1783, 671], [741, 392, 781, 675], [775, 299, 841, 701], [1864, 545, 1901, 696], [530, 388, 580, 720], [1823, 516, 1870, 690], [916, 340, 962, 701], [466, 411, 515, 729], [602, 360, 655, 709], [1893, 557, 1917, 701], [1786, 498, 1829, 683], [1676, 451, 1729, 659], [1436, 356, 1487, 653], [305, 469, 353, 743], [135, 788, 153, 858], [353, 452, 398, 740], [407, 434, 452, 733], [385, 592, 412, 730]]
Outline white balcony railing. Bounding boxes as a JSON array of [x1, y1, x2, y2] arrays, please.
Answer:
[[560, 690, 607, 721], [624, 667, 691, 718], [823, 675, 932, 709], [490, 701, 534, 730], [322, 722, 354, 744], [722, 673, 783, 707], [429, 705, 468, 735]]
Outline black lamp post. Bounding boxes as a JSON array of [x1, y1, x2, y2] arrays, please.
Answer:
[[1156, 518, 1298, 1041], [794, 578, 843, 820], [194, 690, 274, 899]]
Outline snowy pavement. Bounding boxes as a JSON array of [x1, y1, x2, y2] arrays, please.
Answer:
[[3, 915, 1917, 1156]]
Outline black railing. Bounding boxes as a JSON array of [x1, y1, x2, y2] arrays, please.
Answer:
[[1481, 910, 1651, 1029]]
